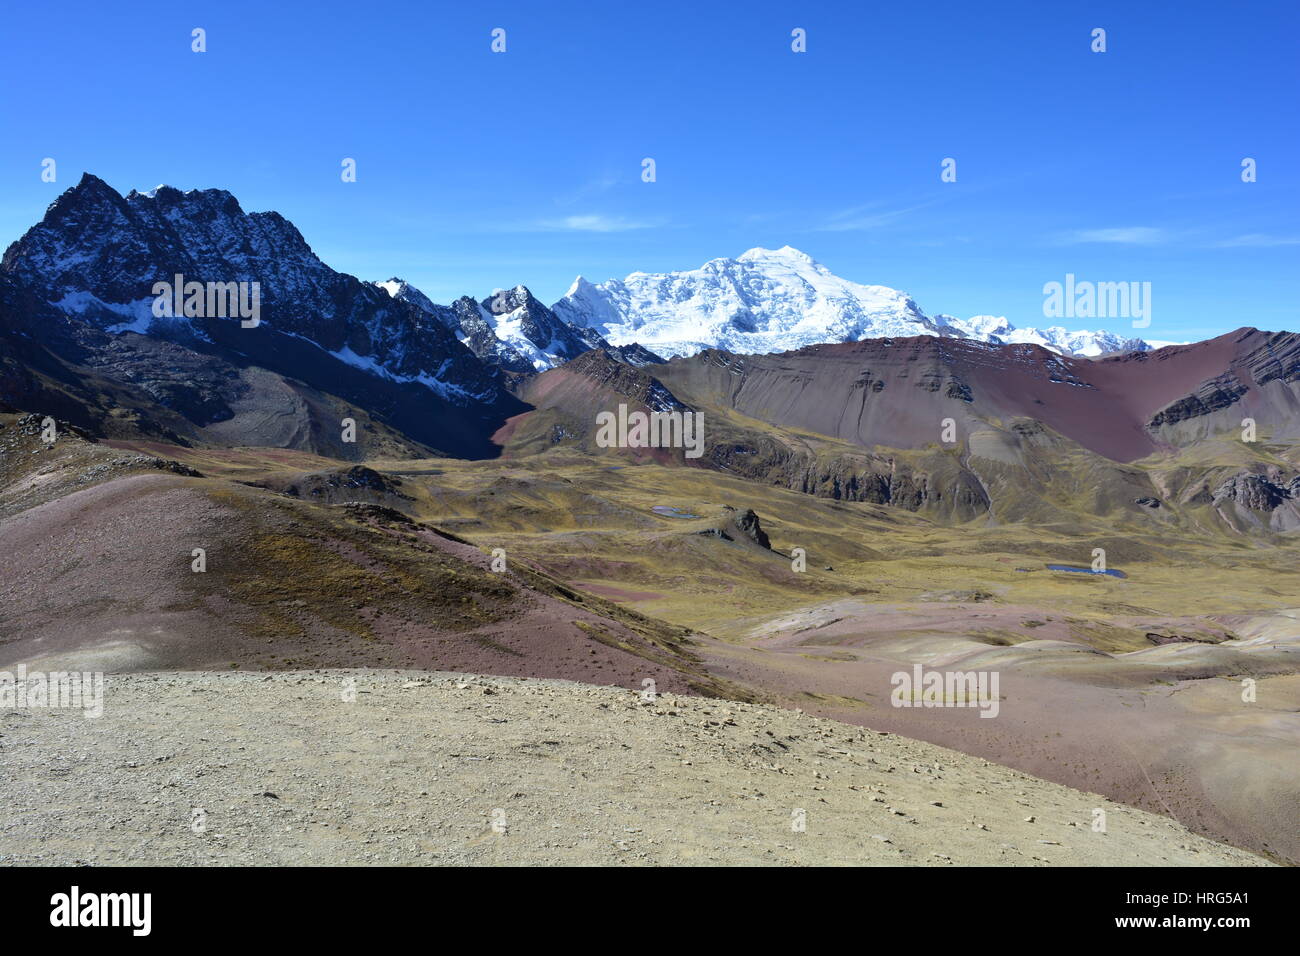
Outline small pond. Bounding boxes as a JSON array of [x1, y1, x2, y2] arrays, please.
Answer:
[[1047, 564, 1127, 579]]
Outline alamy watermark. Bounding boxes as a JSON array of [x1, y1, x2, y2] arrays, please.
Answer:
[[50, 886, 150, 936], [890, 664, 999, 718], [1043, 273, 1151, 328], [1, 665, 103, 718], [152, 273, 261, 327], [595, 403, 704, 459]]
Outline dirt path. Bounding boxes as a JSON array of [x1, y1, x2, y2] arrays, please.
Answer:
[[0, 671, 1268, 866]]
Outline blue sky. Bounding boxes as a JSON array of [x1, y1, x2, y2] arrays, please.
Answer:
[[1, 0, 1296, 342]]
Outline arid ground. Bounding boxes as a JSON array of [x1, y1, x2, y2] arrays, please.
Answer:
[[0, 671, 1268, 867]]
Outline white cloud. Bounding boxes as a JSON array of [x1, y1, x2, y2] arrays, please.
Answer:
[[477, 212, 664, 234], [817, 200, 936, 232], [554, 173, 622, 206], [550, 214, 655, 232], [1215, 233, 1300, 248], [1064, 227, 1166, 245], [501, 213, 662, 233]]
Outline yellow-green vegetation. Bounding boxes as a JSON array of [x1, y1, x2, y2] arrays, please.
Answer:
[[350, 447, 1300, 650], [90, 431, 1296, 658], [200, 485, 517, 644], [187, 477, 747, 694]]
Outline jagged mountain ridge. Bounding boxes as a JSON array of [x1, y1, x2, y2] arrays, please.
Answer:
[[0, 174, 525, 457], [376, 277, 664, 374], [2, 174, 497, 402]]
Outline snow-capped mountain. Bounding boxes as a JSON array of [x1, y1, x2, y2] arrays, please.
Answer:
[[374, 279, 597, 372], [375, 277, 446, 321], [374, 278, 535, 374], [0, 173, 533, 458], [940, 315, 1154, 358], [2, 174, 498, 404], [477, 285, 601, 371], [553, 246, 947, 358], [376, 279, 664, 373], [552, 246, 1157, 359]]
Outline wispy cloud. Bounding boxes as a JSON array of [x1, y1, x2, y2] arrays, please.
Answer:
[[554, 173, 622, 206], [485, 213, 664, 234], [539, 214, 661, 233], [1054, 226, 1299, 249], [1062, 226, 1167, 245], [816, 200, 936, 232], [1214, 233, 1300, 248]]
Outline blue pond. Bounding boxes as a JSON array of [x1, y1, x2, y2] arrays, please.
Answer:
[[652, 505, 699, 519], [1047, 564, 1127, 579]]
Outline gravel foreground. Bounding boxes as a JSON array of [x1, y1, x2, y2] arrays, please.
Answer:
[[0, 670, 1270, 866]]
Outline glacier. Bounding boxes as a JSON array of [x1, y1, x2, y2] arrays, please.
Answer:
[[551, 246, 1164, 359]]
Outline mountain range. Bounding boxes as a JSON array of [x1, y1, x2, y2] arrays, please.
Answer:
[[382, 245, 1167, 367], [1, 176, 1171, 420], [550, 245, 1163, 360], [2, 173, 1297, 535], [377, 245, 1162, 371]]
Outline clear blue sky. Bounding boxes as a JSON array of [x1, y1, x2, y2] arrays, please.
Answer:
[[2, 0, 1296, 342]]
